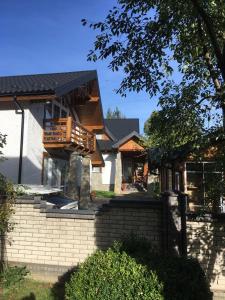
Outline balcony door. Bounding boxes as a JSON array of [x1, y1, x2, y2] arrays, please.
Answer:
[[44, 99, 69, 119]]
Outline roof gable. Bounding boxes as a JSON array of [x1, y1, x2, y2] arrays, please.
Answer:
[[112, 131, 142, 149], [119, 139, 144, 152]]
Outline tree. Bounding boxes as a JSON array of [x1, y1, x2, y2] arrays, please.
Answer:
[[144, 109, 203, 149], [82, 0, 225, 134], [106, 107, 126, 119], [0, 133, 6, 159], [0, 134, 15, 272]]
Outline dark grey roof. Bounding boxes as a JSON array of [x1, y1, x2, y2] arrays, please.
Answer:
[[98, 119, 141, 151], [98, 140, 115, 151], [0, 70, 97, 97], [104, 119, 139, 140]]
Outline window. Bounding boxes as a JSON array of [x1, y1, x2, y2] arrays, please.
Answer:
[[43, 156, 69, 189], [61, 109, 67, 118], [44, 102, 53, 119], [92, 167, 102, 173], [44, 100, 69, 120], [96, 134, 103, 140], [186, 162, 223, 208], [53, 104, 60, 118]]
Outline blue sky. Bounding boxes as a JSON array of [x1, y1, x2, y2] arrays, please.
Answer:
[[0, 0, 159, 133]]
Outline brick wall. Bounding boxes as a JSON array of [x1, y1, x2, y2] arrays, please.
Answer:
[[187, 218, 225, 292], [5, 198, 162, 282]]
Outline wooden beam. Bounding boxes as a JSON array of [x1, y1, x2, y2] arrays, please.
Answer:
[[88, 95, 99, 102], [0, 94, 56, 102], [44, 143, 68, 148], [92, 160, 104, 166], [84, 125, 104, 131]]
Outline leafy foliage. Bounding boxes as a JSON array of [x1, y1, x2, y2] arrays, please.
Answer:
[[83, 0, 225, 140], [0, 133, 6, 159], [65, 244, 163, 300], [0, 174, 15, 234], [118, 236, 212, 300], [106, 107, 126, 119], [0, 266, 29, 289], [143, 107, 204, 156]]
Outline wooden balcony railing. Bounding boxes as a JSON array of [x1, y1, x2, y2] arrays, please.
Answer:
[[43, 117, 96, 153]]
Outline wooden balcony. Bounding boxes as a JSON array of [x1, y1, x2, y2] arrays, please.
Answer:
[[43, 117, 96, 153]]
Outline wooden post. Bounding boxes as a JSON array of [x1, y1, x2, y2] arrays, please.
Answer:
[[93, 135, 96, 152], [66, 117, 72, 143]]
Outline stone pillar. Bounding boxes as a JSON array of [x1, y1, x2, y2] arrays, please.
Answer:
[[114, 152, 122, 194], [79, 155, 91, 210], [162, 191, 187, 256], [67, 152, 82, 200]]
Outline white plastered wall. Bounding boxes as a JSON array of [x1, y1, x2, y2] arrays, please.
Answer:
[[0, 102, 44, 184], [102, 153, 116, 185]]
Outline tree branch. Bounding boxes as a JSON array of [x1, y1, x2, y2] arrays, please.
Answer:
[[191, 0, 225, 80]]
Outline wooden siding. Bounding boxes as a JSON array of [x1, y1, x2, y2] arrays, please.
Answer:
[[119, 139, 144, 152]]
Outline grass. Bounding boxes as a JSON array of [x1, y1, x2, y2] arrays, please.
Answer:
[[94, 190, 116, 198], [1, 278, 63, 300]]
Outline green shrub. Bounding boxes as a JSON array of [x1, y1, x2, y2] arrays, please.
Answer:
[[0, 266, 29, 288], [155, 256, 212, 300], [118, 236, 212, 300], [0, 174, 15, 234], [65, 246, 163, 300]]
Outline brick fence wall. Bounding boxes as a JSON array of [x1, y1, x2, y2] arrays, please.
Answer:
[[5, 198, 162, 282], [187, 218, 225, 292], [5, 196, 225, 296]]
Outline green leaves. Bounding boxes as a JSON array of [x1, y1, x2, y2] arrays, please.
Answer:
[[0, 133, 6, 158], [0, 174, 15, 234], [83, 0, 225, 129], [65, 246, 163, 300]]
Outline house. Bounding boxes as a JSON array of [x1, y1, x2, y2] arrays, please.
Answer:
[[0, 70, 105, 207], [91, 119, 148, 193], [148, 144, 224, 211]]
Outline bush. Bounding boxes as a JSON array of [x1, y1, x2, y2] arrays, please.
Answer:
[[0, 174, 15, 234], [155, 256, 212, 300], [118, 236, 212, 300], [65, 246, 163, 300]]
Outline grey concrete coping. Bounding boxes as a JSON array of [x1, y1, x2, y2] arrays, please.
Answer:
[[14, 197, 163, 219], [15, 196, 42, 204], [45, 208, 95, 219], [14, 196, 96, 219]]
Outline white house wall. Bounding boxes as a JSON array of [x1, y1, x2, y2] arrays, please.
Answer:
[[23, 103, 45, 184], [102, 153, 116, 185], [0, 103, 24, 183], [0, 102, 44, 184], [91, 153, 116, 191]]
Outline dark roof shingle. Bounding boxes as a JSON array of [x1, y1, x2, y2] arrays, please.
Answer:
[[104, 119, 139, 141], [98, 119, 141, 151], [0, 70, 97, 97]]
